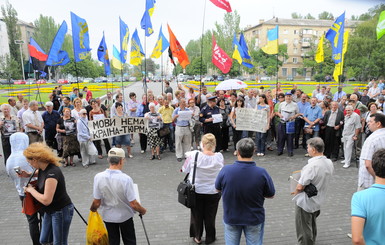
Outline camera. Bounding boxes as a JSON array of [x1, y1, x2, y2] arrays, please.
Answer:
[[13, 166, 21, 174]]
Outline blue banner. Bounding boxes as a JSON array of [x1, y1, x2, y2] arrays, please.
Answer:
[[71, 12, 91, 62]]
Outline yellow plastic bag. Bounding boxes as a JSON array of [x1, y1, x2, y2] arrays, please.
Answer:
[[86, 211, 109, 245]]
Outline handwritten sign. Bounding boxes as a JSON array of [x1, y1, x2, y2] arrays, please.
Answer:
[[235, 108, 268, 133], [88, 117, 148, 140]]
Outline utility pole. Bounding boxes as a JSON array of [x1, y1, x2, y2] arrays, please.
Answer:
[[15, 40, 25, 81]]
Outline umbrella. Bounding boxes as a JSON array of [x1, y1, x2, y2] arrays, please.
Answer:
[[215, 79, 248, 91]]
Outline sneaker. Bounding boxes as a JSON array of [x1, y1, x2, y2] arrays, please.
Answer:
[[260, 153, 265, 156], [177, 158, 182, 162], [128, 155, 133, 158], [341, 160, 346, 164], [305, 153, 310, 157], [83, 164, 89, 169], [256, 153, 261, 156], [141, 150, 145, 154], [343, 164, 350, 169]]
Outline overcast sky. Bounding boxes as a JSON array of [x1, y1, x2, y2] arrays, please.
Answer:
[[1, 0, 383, 63]]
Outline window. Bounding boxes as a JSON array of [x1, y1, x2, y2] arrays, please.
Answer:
[[293, 39, 298, 45], [313, 30, 317, 35], [302, 37, 311, 42], [283, 39, 288, 44], [303, 29, 312, 34], [282, 68, 287, 77], [292, 68, 297, 77], [293, 57, 298, 64], [284, 29, 288, 34], [293, 48, 298, 54], [294, 30, 298, 34], [283, 57, 287, 63]]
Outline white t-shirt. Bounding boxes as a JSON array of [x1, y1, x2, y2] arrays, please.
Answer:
[[93, 169, 136, 223], [182, 151, 224, 194]]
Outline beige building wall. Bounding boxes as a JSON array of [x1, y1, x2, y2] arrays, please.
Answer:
[[244, 18, 360, 80], [17, 20, 35, 61]]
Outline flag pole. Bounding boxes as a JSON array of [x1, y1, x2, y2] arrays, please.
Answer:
[[199, 0, 207, 92], [144, 33, 148, 96], [73, 58, 80, 92], [275, 53, 279, 101], [161, 53, 164, 95], [121, 68, 125, 102]]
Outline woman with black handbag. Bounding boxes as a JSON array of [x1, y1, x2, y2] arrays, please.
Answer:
[[181, 133, 224, 244], [145, 103, 163, 160]]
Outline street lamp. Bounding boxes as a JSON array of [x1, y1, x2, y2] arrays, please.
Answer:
[[14, 40, 25, 81]]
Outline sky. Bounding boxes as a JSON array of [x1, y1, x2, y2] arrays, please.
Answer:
[[0, 0, 383, 67]]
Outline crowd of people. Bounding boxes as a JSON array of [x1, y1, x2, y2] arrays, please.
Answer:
[[2, 79, 385, 244]]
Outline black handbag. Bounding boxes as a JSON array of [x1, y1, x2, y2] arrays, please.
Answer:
[[304, 183, 318, 198], [177, 152, 199, 208], [157, 126, 171, 138]]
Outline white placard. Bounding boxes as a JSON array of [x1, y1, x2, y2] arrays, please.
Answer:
[[134, 184, 141, 204], [178, 111, 193, 121], [93, 114, 105, 121], [235, 108, 268, 133], [212, 114, 223, 124]]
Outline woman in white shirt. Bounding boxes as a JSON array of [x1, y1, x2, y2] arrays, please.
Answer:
[[181, 133, 224, 244]]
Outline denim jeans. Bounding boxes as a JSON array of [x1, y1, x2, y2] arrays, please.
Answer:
[[255, 132, 267, 154], [224, 222, 264, 245], [40, 203, 74, 245]]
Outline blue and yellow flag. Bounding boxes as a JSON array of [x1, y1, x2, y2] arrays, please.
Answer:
[[315, 34, 324, 63], [70, 12, 91, 62], [262, 25, 278, 55], [111, 45, 123, 70], [120, 17, 129, 64], [141, 0, 155, 37], [130, 29, 145, 66], [239, 33, 253, 68], [326, 12, 345, 64], [333, 30, 349, 82], [97, 33, 111, 75], [232, 33, 244, 65], [151, 26, 169, 59], [46, 20, 70, 66]]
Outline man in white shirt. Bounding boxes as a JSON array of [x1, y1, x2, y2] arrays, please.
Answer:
[[341, 105, 362, 168], [315, 86, 326, 103], [358, 113, 385, 190], [22, 101, 44, 144], [90, 148, 146, 245], [292, 137, 334, 245]]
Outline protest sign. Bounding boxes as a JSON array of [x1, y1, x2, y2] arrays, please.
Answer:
[[235, 108, 268, 133], [88, 117, 148, 140]]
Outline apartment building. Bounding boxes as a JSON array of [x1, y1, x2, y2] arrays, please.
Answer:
[[244, 18, 360, 80]]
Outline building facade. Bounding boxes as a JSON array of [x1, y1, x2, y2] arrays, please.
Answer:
[[244, 18, 360, 80]]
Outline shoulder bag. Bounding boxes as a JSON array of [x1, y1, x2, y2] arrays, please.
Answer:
[[22, 168, 42, 216], [177, 152, 199, 208]]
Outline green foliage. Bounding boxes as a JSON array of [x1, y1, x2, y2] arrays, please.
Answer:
[[33, 15, 59, 53], [61, 58, 104, 78], [318, 11, 334, 20], [250, 45, 288, 76], [304, 13, 315, 20], [1, 2, 21, 64], [291, 13, 303, 19], [186, 57, 207, 75], [0, 54, 22, 79]]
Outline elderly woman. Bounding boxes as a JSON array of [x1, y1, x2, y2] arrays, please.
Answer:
[[0, 103, 20, 164], [23, 142, 74, 245], [89, 99, 111, 159], [56, 107, 80, 167], [182, 133, 224, 244], [113, 102, 133, 158], [136, 94, 150, 153], [145, 103, 163, 160], [188, 98, 201, 150]]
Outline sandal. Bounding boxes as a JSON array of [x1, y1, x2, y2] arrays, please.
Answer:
[[70, 162, 76, 167], [63, 163, 68, 168], [98, 155, 103, 159], [150, 155, 155, 160], [193, 237, 202, 244], [157, 155, 161, 160]]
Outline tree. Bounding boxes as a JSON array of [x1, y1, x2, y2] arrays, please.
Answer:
[[1, 2, 21, 65], [0, 54, 22, 79], [250, 45, 288, 77], [62, 58, 104, 78], [33, 15, 59, 53], [140, 58, 159, 75], [304, 13, 315, 20], [318, 11, 334, 20], [291, 12, 303, 19]]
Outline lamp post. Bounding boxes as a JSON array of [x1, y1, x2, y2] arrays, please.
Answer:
[[14, 40, 25, 81]]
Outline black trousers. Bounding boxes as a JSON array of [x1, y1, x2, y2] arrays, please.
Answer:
[[139, 133, 148, 151], [93, 139, 111, 156], [232, 127, 243, 150], [203, 124, 221, 152], [1, 136, 11, 166], [104, 218, 136, 245], [324, 126, 341, 159], [220, 126, 230, 151], [190, 193, 221, 243], [295, 118, 305, 148], [20, 196, 41, 245]]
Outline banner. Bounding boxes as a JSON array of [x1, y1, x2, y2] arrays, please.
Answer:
[[262, 25, 279, 55], [46, 21, 70, 66], [209, 0, 232, 12], [89, 117, 148, 140], [235, 108, 268, 133], [325, 12, 345, 64], [71, 12, 91, 62], [212, 35, 232, 74]]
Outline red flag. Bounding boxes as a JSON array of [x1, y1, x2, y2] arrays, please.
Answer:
[[212, 35, 232, 74], [167, 24, 190, 69], [209, 0, 232, 12]]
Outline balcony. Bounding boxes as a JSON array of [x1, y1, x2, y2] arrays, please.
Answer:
[[302, 42, 311, 47]]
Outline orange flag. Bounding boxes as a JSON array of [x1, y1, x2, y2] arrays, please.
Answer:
[[167, 24, 190, 69]]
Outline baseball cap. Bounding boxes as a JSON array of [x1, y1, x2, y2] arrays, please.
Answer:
[[108, 148, 125, 158], [285, 92, 292, 96]]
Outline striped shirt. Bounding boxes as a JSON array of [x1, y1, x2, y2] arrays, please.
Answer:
[[358, 128, 385, 189]]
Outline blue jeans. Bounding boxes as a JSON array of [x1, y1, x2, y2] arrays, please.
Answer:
[[224, 222, 264, 245], [255, 132, 267, 154], [40, 203, 74, 245]]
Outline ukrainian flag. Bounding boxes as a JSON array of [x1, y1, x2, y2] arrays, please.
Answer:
[[111, 45, 123, 70], [232, 33, 244, 65], [262, 25, 279, 55], [130, 29, 145, 66], [151, 26, 169, 59], [120, 17, 129, 63], [239, 33, 253, 68]]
